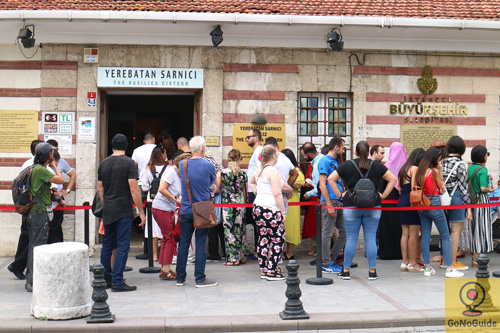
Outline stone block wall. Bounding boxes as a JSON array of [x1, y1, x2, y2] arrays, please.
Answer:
[[0, 42, 499, 255]]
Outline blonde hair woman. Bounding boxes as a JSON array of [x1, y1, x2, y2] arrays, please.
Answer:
[[249, 145, 293, 280], [220, 149, 248, 266]]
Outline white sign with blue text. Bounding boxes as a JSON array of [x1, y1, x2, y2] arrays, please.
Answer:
[[97, 67, 204, 88]]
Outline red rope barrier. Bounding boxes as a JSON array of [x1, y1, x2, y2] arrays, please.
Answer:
[[1, 199, 499, 211]]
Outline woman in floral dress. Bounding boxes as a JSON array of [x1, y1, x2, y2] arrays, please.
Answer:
[[221, 149, 248, 266]]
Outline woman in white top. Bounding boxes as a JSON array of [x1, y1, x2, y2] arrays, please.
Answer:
[[140, 145, 168, 262], [249, 145, 292, 281], [152, 153, 191, 280]]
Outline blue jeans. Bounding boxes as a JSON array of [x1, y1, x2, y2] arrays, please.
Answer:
[[176, 214, 209, 283], [447, 189, 466, 223], [343, 208, 382, 269], [101, 216, 132, 286], [418, 195, 452, 267]]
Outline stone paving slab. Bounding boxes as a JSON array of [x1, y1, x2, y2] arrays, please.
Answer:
[[1, 250, 499, 332]]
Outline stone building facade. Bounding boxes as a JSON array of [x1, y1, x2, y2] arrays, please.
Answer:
[[0, 41, 498, 255]]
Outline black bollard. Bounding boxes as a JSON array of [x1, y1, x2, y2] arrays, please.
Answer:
[[476, 253, 490, 279], [306, 205, 333, 285], [87, 263, 115, 323], [140, 202, 160, 273], [472, 254, 499, 313], [280, 260, 309, 320]]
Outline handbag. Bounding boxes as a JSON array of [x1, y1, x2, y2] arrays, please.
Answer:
[[410, 186, 431, 207], [182, 159, 217, 229], [410, 173, 434, 208], [439, 191, 452, 206]]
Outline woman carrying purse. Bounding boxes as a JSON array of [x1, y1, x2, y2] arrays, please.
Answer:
[[413, 148, 464, 278]]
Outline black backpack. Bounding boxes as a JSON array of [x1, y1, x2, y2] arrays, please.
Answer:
[[149, 165, 167, 199], [468, 165, 484, 205], [92, 191, 103, 218], [12, 165, 47, 215], [347, 160, 379, 208]]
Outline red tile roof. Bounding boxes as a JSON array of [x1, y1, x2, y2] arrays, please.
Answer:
[[1, 0, 500, 21]]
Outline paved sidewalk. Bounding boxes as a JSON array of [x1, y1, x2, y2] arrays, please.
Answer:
[[1, 250, 499, 332]]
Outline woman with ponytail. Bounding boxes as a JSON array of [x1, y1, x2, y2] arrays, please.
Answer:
[[249, 145, 293, 280], [220, 149, 248, 266], [328, 141, 396, 281]]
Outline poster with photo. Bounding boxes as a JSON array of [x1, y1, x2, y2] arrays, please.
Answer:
[[78, 117, 95, 142]]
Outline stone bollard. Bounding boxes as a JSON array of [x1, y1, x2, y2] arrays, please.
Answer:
[[475, 253, 490, 278], [87, 263, 115, 323], [280, 259, 309, 320], [32, 242, 91, 320], [472, 254, 499, 313]]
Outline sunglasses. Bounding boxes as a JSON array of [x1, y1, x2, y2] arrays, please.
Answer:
[[487, 152, 490, 156], [245, 135, 256, 140]]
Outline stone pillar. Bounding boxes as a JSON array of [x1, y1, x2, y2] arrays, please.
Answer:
[[32, 242, 91, 320]]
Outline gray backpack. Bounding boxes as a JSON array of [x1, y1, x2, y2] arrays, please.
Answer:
[[348, 160, 379, 208]]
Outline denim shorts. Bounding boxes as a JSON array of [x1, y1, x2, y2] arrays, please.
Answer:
[[447, 189, 466, 223]]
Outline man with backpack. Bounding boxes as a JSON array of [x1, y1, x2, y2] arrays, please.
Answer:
[[25, 143, 64, 292], [317, 136, 346, 274], [8, 139, 43, 281]]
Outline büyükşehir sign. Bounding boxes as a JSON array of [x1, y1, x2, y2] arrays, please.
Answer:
[[97, 67, 204, 88], [0, 110, 38, 153], [233, 123, 285, 165]]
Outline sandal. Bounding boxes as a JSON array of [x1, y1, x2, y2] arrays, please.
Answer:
[[407, 264, 424, 272], [430, 255, 443, 262], [159, 270, 176, 280], [223, 261, 240, 266], [266, 272, 286, 281]]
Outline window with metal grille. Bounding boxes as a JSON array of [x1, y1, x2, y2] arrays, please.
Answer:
[[297, 92, 353, 169]]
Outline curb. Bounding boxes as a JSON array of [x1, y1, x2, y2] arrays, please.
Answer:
[[0, 309, 444, 332]]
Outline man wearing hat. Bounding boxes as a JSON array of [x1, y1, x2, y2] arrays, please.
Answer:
[[98, 134, 146, 292], [25, 143, 64, 292]]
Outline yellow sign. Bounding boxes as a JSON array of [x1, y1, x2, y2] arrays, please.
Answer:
[[233, 123, 285, 164], [0, 110, 38, 153], [400, 124, 456, 156], [445, 278, 500, 332], [205, 136, 220, 147]]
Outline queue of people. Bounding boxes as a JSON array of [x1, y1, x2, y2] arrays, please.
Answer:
[[10, 130, 498, 293]]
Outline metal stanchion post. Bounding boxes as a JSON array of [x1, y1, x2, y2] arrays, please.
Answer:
[[306, 204, 333, 285], [139, 202, 160, 273], [84, 201, 89, 246]]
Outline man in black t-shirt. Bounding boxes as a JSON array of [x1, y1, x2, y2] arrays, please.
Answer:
[[98, 134, 146, 292]]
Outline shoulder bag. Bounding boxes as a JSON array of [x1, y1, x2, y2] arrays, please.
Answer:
[[440, 161, 463, 206], [410, 171, 434, 208], [182, 159, 217, 229]]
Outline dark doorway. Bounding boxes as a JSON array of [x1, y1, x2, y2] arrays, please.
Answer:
[[106, 93, 195, 157]]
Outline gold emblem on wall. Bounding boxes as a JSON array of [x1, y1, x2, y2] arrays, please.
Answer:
[[417, 65, 438, 95]]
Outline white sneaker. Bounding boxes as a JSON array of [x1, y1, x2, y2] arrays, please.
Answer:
[[400, 263, 408, 271], [424, 267, 436, 277], [445, 268, 465, 278]]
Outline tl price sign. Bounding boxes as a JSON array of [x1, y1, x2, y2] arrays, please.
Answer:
[[42, 112, 75, 135]]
